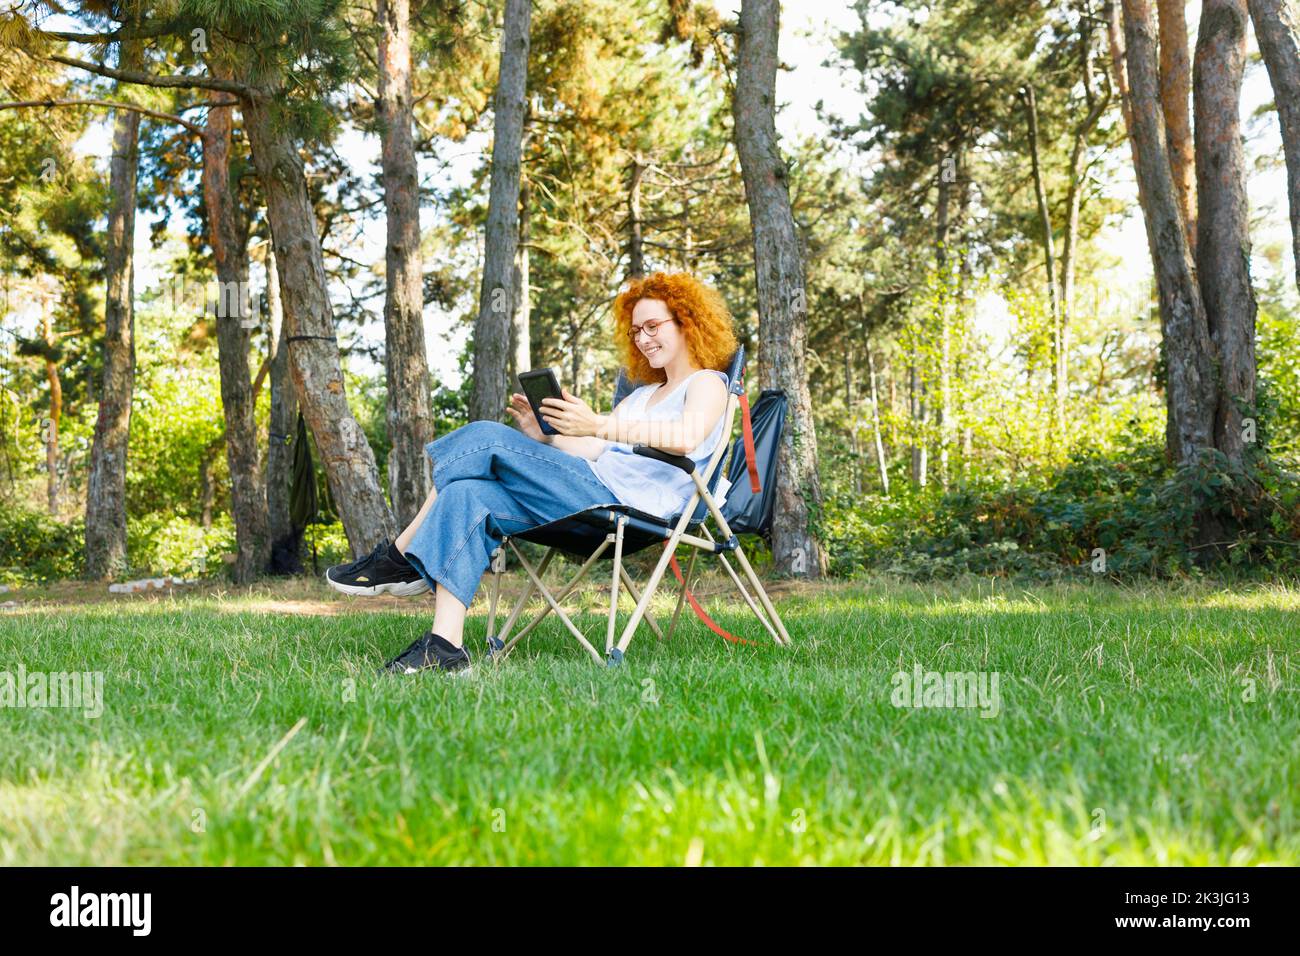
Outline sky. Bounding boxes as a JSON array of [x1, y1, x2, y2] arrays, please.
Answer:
[[8, 1, 1294, 390]]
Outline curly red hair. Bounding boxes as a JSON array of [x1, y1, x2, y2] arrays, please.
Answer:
[[613, 272, 738, 385]]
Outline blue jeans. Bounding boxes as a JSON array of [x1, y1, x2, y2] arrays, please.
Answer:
[[402, 421, 623, 608]]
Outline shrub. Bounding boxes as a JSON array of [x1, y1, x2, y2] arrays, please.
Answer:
[[0, 505, 83, 584], [824, 443, 1300, 581], [126, 512, 237, 579]]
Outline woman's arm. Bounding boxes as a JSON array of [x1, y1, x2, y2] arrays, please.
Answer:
[[508, 391, 612, 460], [548, 433, 612, 460], [541, 374, 728, 456]]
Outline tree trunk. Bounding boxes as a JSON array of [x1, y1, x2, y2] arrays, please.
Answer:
[[1110, 0, 1180, 460], [509, 172, 531, 384], [915, 151, 950, 490], [469, 0, 531, 423], [1022, 86, 1062, 325], [1060, 25, 1109, 428], [1158, 0, 1197, 256], [84, 41, 141, 581], [1249, 0, 1300, 296], [845, 347, 859, 494], [40, 301, 62, 515], [1195, 0, 1257, 463], [909, 358, 927, 487], [1121, 0, 1218, 464], [866, 337, 889, 496], [733, 0, 824, 577], [378, 0, 435, 528], [202, 77, 269, 585], [1022, 85, 1065, 438], [628, 151, 647, 280], [1108, 0, 1140, 167], [569, 314, 581, 391], [939, 304, 951, 488], [199, 441, 218, 530], [264, 243, 301, 573], [242, 88, 396, 557]]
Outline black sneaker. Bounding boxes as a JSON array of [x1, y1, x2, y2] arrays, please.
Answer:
[[382, 631, 472, 675], [325, 538, 431, 597]]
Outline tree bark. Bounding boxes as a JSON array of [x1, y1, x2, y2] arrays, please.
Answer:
[[1248, 0, 1300, 296], [1060, 24, 1109, 418], [378, 0, 434, 528], [264, 243, 301, 573], [202, 73, 269, 584], [908, 357, 927, 486], [866, 337, 889, 496], [568, 314, 582, 391], [628, 150, 647, 279], [1110, 0, 1181, 459], [1158, 0, 1197, 255], [1195, 0, 1257, 463], [1121, 0, 1218, 464], [1022, 85, 1062, 333], [242, 88, 396, 556], [939, 300, 951, 488], [509, 172, 531, 384], [845, 346, 860, 494], [469, 0, 531, 423], [1022, 84, 1067, 439], [1108, 0, 1140, 166], [733, 0, 825, 577], [84, 40, 141, 581], [41, 301, 62, 515]]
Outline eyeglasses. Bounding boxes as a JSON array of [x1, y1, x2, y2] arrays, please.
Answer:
[[629, 318, 676, 341]]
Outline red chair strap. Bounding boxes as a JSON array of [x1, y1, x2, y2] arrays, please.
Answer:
[[738, 375, 761, 494], [667, 551, 761, 646]]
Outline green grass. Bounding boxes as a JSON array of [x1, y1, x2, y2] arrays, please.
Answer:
[[0, 572, 1296, 865]]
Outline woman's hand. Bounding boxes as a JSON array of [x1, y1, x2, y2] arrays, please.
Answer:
[[539, 388, 608, 438], [507, 392, 549, 443]]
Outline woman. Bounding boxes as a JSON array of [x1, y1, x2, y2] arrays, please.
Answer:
[[326, 271, 739, 675]]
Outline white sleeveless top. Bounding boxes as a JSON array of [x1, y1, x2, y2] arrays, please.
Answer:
[[587, 369, 730, 519]]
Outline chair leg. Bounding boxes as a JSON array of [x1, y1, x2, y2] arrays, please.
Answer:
[[606, 516, 625, 655], [665, 548, 697, 641], [617, 564, 665, 641], [509, 543, 605, 664], [614, 533, 683, 657], [699, 527, 789, 647], [684, 478, 794, 650], [498, 539, 611, 659], [730, 542, 793, 647], [484, 544, 507, 656], [493, 546, 555, 661]]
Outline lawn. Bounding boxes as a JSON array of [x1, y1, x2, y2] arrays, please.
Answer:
[[0, 570, 1296, 865]]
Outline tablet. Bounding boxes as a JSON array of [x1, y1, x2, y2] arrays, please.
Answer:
[[518, 367, 563, 436]]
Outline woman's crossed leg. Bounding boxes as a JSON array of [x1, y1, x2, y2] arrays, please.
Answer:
[[328, 421, 621, 674]]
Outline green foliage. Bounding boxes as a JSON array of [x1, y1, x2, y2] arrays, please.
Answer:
[[0, 504, 83, 585], [126, 511, 237, 579], [306, 519, 351, 568], [825, 442, 1300, 582], [125, 303, 227, 519], [1257, 277, 1300, 462], [0, 505, 247, 585]]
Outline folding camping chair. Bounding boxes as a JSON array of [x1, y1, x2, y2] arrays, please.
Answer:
[[480, 346, 793, 667]]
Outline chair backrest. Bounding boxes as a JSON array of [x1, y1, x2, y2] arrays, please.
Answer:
[[612, 345, 745, 405], [609, 346, 746, 522]]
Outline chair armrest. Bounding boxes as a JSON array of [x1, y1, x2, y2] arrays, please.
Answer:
[[633, 445, 695, 474]]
